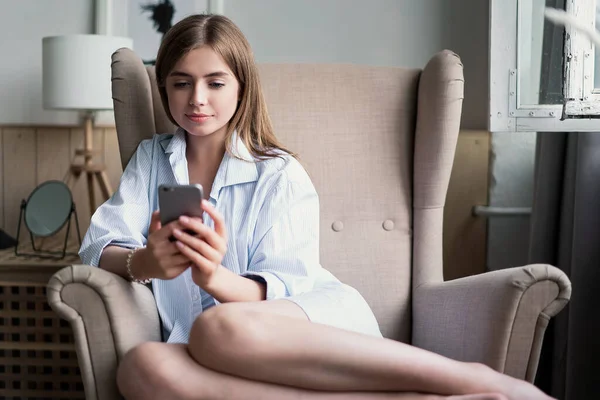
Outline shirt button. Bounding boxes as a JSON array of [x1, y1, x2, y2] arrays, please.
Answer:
[[192, 293, 200, 301]]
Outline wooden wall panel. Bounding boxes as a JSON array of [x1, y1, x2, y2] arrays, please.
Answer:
[[2, 128, 37, 240], [0, 126, 120, 247], [36, 128, 74, 245], [443, 130, 490, 280], [36, 128, 71, 184]]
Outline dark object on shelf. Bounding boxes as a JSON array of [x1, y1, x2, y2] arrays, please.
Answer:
[[0, 229, 17, 250]]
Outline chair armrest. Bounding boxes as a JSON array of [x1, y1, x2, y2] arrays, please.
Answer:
[[412, 264, 571, 382], [47, 265, 161, 400]]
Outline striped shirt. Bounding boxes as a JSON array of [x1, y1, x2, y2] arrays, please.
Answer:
[[79, 128, 341, 343]]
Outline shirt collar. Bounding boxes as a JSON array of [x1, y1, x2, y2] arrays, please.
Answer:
[[161, 128, 259, 200]]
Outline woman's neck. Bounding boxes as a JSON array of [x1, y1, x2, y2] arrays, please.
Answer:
[[185, 130, 227, 196], [186, 131, 226, 163]]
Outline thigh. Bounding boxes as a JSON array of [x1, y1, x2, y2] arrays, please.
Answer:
[[120, 343, 505, 400], [206, 283, 381, 337], [233, 283, 382, 337], [225, 298, 310, 320], [286, 282, 383, 337]]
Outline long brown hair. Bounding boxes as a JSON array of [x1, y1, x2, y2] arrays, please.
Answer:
[[155, 14, 294, 160]]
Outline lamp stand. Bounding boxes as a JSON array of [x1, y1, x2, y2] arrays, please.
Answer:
[[65, 112, 114, 213]]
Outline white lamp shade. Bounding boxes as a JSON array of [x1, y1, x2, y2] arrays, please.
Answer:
[[43, 34, 133, 111]]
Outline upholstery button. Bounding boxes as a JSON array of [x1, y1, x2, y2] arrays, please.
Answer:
[[383, 220, 395, 231], [332, 221, 344, 232]]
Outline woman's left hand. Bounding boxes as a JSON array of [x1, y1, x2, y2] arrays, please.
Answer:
[[172, 199, 228, 288]]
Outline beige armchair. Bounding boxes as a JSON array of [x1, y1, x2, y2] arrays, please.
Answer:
[[47, 48, 571, 400]]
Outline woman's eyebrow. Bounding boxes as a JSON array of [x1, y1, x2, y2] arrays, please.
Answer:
[[168, 70, 230, 78], [203, 71, 230, 78], [169, 71, 193, 78]]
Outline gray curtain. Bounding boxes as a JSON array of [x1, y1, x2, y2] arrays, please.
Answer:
[[529, 132, 600, 399], [532, 2, 600, 396]]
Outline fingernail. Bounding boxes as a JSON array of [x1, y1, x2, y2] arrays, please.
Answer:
[[179, 216, 189, 223], [202, 199, 209, 206], [173, 229, 182, 236]]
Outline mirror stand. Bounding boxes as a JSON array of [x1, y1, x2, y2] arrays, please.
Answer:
[[14, 199, 82, 260]]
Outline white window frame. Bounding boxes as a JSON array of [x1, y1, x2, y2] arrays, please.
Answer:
[[489, 0, 600, 132]]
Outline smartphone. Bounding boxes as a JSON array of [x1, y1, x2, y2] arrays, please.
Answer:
[[158, 184, 204, 239]]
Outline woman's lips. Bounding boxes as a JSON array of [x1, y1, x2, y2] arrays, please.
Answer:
[[186, 114, 212, 123]]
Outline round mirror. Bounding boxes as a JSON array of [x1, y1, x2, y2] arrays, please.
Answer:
[[24, 181, 73, 237]]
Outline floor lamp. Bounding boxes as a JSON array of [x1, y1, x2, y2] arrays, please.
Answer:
[[42, 34, 133, 212]]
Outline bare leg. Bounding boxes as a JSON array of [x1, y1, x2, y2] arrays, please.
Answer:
[[186, 301, 551, 400], [117, 342, 506, 400]]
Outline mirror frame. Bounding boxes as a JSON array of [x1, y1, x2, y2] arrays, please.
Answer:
[[24, 180, 74, 238]]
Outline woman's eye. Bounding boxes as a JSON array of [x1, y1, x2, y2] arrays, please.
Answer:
[[173, 82, 191, 88], [209, 82, 225, 89]]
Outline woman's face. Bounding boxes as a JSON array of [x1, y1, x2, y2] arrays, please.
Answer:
[[165, 46, 240, 140]]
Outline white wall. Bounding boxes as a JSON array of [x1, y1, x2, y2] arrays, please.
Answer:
[[0, 0, 94, 125], [0, 0, 489, 129], [126, 0, 209, 61], [225, 0, 489, 130], [227, 0, 443, 67]]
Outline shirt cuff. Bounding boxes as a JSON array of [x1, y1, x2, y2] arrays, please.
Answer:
[[79, 239, 140, 268], [242, 271, 288, 300]]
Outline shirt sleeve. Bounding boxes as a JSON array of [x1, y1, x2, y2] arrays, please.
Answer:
[[78, 140, 154, 267], [243, 176, 322, 300]]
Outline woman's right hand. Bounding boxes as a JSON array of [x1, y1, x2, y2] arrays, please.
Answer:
[[133, 211, 191, 280]]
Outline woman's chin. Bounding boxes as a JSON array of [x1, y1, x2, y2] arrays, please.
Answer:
[[182, 124, 227, 139]]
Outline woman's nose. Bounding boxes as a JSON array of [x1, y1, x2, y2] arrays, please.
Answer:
[[189, 88, 207, 106]]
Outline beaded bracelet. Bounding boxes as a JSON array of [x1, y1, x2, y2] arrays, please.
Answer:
[[125, 247, 151, 284]]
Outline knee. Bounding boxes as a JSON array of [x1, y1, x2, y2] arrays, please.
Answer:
[[189, 304, 272, 366], [117, 342, 190, 400], [477, 394, 509, 400], [468, 362, 495, 375]]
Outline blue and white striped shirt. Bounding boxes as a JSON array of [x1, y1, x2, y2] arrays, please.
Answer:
[[80, 128, 341, 343]]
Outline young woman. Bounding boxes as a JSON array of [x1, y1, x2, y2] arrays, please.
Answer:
[[80, 14, 552, 400]]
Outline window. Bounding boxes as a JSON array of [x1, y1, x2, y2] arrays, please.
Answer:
[[490, 0, 600, 132]]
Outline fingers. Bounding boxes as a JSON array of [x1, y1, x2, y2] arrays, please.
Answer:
[[148, 247, 191, 279], [147, 219, 191, 261], [178, 216, 227, 254], [145, 239, 188, 263], [201, 200, 227, 240], [170, 253, 191, 267], [134, 244, 190, 281], [173, 229, 223, 261], [149, 210, 162, 234], [149, 218, 186, 244], [175, 240, 218, 276]]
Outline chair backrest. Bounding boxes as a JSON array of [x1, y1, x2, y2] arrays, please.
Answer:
[[111, 49, 463, 342]]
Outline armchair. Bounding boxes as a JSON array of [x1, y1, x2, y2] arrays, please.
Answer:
[[47, 48, 571, 400]]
